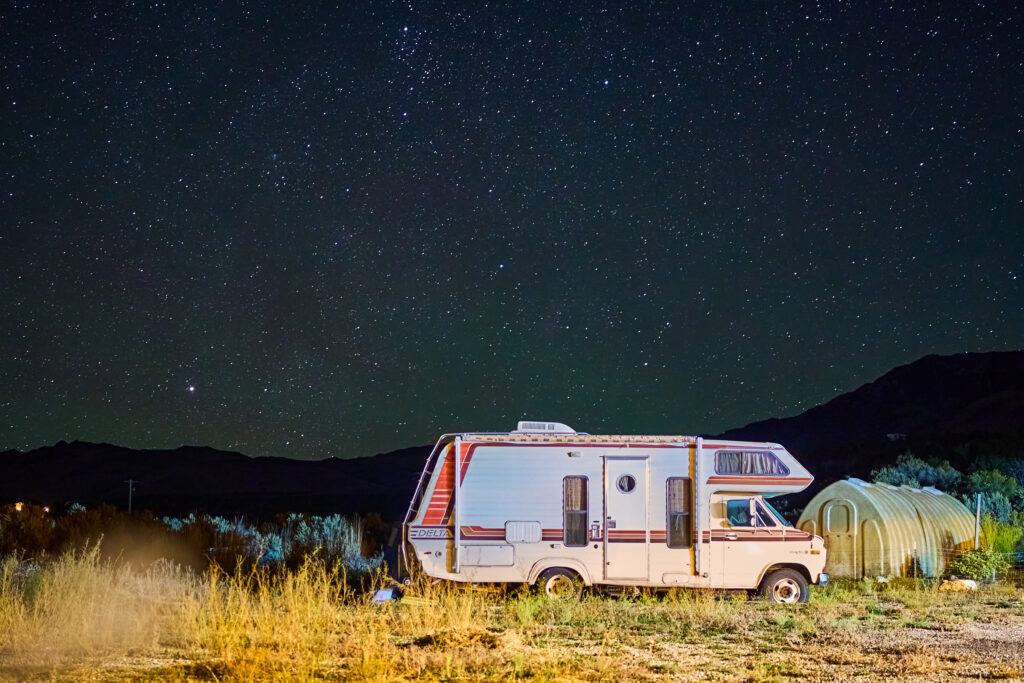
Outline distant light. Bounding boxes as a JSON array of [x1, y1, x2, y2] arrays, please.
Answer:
[[188, 385, 195, 393], [14, 502, 23, 512]]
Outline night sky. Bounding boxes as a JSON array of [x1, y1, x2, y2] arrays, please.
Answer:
[[2, 2, 1022, 460]]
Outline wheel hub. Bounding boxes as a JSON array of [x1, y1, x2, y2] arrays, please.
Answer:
[[772, 578, 800, 603], [546, 575, 574, 598]]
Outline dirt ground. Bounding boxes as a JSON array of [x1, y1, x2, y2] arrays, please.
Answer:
[[4, 587, 1023, 682]]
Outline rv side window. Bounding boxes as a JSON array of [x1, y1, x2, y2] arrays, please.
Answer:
[[666, 477, 692, 548], [714, 450, 790, 476], [725, 499, 753, 527], [563, 476, 588, 547], [752, 501, 778, 528]]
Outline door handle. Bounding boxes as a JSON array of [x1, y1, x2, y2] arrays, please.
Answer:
[[724, 532, 738, 540]]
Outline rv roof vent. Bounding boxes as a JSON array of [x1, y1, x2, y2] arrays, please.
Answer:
[[514, 421, 576, 434]]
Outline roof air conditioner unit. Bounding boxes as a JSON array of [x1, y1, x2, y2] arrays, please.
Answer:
[[514, 421, 576, 434]]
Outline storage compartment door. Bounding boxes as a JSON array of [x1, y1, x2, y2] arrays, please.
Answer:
[[461, 545, 515, 567]]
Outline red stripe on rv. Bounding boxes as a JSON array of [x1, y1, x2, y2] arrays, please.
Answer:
[[459, 441, 688, 451], [699, 443, 786, 450], [706, 476, 812, 485], [459, 442, 473, 483], [422, 448, 455, 525]]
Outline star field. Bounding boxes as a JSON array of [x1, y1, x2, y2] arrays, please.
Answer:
[[2, 2, 1022, 459]]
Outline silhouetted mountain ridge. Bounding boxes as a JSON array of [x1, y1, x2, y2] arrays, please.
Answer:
[[716, 349, 1024, 503], [0, 440, 431, 520], [3, 350, 1022, 519], [718, 350, 1023, 446]]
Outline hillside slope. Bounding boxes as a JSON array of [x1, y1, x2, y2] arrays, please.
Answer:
[[716, 349, 1024, 498]]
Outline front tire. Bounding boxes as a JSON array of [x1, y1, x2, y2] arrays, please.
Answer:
[[760, 569, 809, 604], [537, 567, 581, 599]]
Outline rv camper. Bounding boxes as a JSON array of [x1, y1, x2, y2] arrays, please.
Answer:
[[402, 422, 827, 602]]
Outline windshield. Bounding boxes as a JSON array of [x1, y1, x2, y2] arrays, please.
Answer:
[[761, 498, 792, 528]]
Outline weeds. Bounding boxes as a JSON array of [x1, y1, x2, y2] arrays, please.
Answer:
[[1, 555, 1023, 681]]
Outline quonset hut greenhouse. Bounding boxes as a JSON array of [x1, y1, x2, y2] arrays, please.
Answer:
[[797, 478, 975, 579]]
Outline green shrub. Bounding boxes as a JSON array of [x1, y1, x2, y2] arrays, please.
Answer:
[[981, 515, 1023, 556], [871, 453, 961, 490], [946, 548, 1010, 581]]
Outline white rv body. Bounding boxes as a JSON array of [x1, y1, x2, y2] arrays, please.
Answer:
[[402, 423, 827, 594]]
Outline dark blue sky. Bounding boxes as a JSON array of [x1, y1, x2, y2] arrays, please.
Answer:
[[2, 2, 1021, 459]]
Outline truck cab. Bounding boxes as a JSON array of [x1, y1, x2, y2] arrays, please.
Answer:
[[709, 492, 827, 601]]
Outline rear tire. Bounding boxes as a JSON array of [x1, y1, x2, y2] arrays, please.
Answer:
[[760, 569, 809, 604], [537, 567, 581, 599]]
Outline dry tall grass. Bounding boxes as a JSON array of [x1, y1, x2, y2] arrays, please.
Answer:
[[2, 549, 1023, 682], [0, 546, 175, 661]]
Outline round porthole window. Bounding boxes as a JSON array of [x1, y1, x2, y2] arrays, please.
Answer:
[[617, 474, 636, 493]]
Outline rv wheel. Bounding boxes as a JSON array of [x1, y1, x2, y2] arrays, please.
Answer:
[[537, 567, 581, 600], [760, 569, 809, 604]]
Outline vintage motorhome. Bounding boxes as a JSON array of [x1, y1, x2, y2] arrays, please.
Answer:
[[402, 422, 828, 602]]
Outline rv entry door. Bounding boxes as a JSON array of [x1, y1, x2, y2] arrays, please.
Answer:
[[603, 457, 649, 581]]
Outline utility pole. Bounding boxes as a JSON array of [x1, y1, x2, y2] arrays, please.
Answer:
[[974, 492, 982, 550], [125, 479, 138, 514]]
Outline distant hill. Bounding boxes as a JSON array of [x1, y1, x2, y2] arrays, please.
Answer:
[[0, 441, 431, 520], [3, 350, 1022, 519]]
